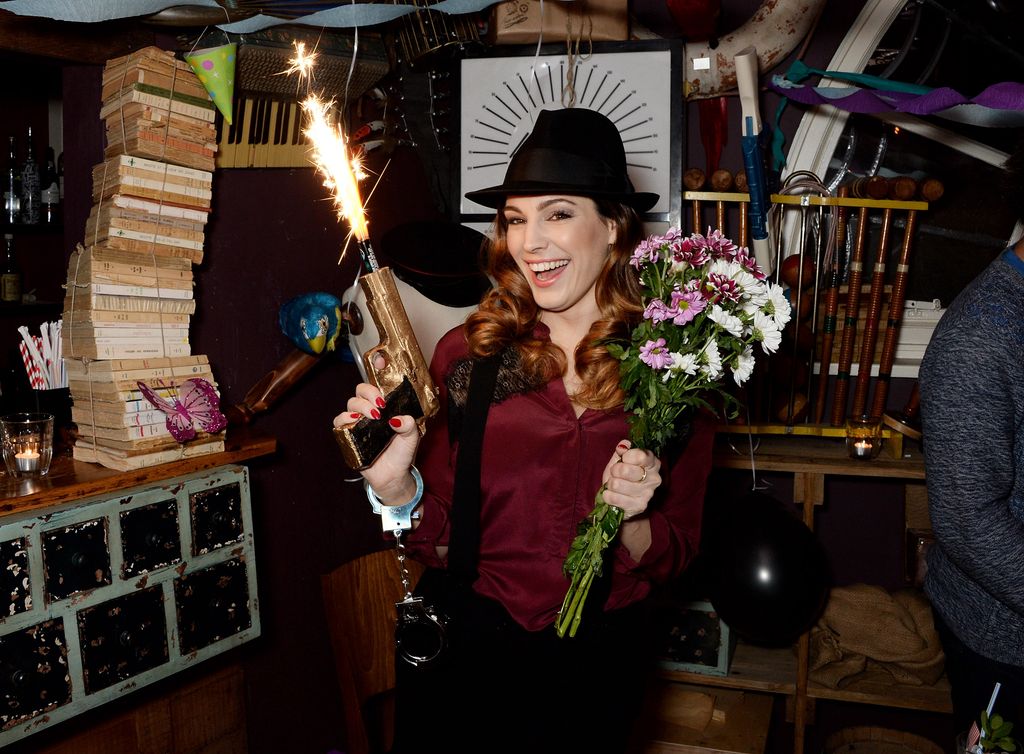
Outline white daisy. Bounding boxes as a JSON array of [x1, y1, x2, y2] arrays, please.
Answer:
[[708, 304, 745, 338], [752, 311, 783, 354], [699, 338, 723, 379], [731, 346, 756, 386]]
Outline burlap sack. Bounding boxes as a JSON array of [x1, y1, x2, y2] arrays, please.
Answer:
[[809, 584, 945, 689]]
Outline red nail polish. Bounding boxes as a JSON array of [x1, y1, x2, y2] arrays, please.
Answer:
[[389, 418, 402, 428], [349, 412, 361, 419], [370, 408, 381, 420], [375, 397, 386, 408]]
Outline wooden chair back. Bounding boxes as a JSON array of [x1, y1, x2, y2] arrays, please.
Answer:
[[321, 549, 425, 754]]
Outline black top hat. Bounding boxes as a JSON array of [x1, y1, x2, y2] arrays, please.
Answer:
[[464, 108, 659, 212]]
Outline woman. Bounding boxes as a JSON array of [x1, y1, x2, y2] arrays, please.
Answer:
[[335, 108, 715, 752]]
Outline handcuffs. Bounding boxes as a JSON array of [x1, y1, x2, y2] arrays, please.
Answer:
[[365, 467, 448, 669]]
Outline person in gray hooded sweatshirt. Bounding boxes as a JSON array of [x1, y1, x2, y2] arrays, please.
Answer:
[[919, 141, 1024, 740]]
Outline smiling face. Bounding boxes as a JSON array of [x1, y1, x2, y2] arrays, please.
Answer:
[[501, 195, 616, 324]]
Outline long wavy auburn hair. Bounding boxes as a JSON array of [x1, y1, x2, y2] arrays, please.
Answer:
[[464, 198, 646, 410]]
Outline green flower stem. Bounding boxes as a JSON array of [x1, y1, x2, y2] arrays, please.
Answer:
[[556, 487, 625, 638]]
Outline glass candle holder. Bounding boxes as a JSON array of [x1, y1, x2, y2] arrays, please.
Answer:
[[1, 413, 54, 479], [845, 416, 883, 460]]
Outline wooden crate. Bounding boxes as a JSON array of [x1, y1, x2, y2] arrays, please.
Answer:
[[640, 682, 773, 754]]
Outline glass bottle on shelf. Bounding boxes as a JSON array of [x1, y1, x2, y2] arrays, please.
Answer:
[[19, 127, 40, 226], [1, 234, 21, 305], [3, 136, 19, 226], [41, 146, 59, 224]]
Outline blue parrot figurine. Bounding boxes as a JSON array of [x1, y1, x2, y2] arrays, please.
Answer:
[[279, 292, 343, 355]]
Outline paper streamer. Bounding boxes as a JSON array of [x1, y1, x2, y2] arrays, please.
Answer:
[[0, 0, 514, 31]]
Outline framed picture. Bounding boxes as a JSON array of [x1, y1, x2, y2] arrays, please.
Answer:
[[457, 39, 683, 227]]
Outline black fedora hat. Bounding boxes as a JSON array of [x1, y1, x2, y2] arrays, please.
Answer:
[[464, 108, 659, 211]]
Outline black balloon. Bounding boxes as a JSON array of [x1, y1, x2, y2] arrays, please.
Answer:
[[701, 491, 830, 646]]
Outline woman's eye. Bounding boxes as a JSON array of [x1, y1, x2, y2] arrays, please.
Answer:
[[548, 210, 573, 221], [505, 216, 524, 225]]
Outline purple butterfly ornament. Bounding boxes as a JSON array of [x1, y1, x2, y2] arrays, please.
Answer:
[[137, 378, 228, 443]]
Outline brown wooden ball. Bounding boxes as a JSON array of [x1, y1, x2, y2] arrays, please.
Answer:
[[781, 254, 816, 290]]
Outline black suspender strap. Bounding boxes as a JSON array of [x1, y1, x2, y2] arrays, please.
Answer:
[[446, 354, 501, 586]]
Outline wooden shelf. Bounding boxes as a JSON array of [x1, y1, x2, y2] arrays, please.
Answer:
[[0, 426, 276, 520], [660, 641, 796, 695], [713, 431, 925, 479], [659, 641, 952, 714]]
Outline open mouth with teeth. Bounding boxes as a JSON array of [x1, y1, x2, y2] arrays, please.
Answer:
[[528, 259, 569, 283]]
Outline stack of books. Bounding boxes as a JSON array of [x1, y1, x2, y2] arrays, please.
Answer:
[[64, 46, 225, 471], [87, 155, 211, 263], [62, 245, 194, 360], [101, 47, 218, 172], [69, 356, 225, 471]]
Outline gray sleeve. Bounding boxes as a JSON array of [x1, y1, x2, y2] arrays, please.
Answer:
[[919, 312, 1024, 615]]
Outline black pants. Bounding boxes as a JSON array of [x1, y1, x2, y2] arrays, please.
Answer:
[[934, 612, 1024, 741], [392, 581, 656, 754]]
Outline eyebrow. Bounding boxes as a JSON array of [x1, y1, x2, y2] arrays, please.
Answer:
[[503, 196, 579, 213]]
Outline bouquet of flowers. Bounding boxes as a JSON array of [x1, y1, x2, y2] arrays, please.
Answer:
[[555, 228, 791, 638]]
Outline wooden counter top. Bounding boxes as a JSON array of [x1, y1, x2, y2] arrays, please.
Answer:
[[0, 428, 277, 520]]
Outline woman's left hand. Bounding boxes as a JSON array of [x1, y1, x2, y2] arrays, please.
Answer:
[[602, 440, 661, 520]]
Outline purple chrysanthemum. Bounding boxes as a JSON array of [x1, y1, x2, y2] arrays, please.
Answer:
[[639, 338, 673, 370], [643, 298, 675, 324], [670, 290, 707, 325]]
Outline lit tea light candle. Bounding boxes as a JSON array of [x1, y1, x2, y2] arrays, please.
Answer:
[[14, 449, 40, 472], [851, 439, 873, 459]]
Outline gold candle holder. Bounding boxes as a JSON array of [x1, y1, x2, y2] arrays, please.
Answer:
[[846, 416, 883, 460]]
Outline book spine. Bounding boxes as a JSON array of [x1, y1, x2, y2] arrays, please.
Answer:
[[64, 341, 192, 361], [88, 211, 207, 240], [71, 407, 169, 427], [60, 309, 192, 326], [63, 325, 189, 339], [108, 195, 209, 222], [64, 353, 208, 373], [67, 270, 193, 290], [100, 89, 216, 122], [97, 154, 213, 183], [82, 225, 206, 253], [71, 282, 195, 300], [63, 294, 197, 314], [74, 245, 195, 271]]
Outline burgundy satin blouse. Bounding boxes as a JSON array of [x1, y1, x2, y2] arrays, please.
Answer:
[[404, 326, 715, 631]]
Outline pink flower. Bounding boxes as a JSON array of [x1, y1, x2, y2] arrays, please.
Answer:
[[732, 246, 766, 280], [639, 338, 673, 369], [643, 299, 675, 324], [704, 228, 738, 259], [630, 237, 664, 268], [671, 236, 710, 267], [670, 289, 706, 325], [704, 272, 742, 304]]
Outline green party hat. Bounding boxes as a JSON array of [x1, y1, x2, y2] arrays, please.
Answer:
[[185, 42, 237, 124]]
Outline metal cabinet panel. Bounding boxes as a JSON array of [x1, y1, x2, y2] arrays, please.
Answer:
[[0, 464, 260, 745]]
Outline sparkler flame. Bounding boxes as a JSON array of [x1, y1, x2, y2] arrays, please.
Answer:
[[281, 41, 318, 82], [301, 94, 369, 244]]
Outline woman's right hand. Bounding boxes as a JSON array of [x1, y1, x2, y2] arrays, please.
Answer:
[[333, 382, 423, 505]]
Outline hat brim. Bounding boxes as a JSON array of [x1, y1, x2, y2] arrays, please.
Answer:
[[465, 182, 660, 213]]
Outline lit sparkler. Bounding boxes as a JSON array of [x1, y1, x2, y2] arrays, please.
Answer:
[[300, 94, 378, 270], [281, 41, 318, 83]]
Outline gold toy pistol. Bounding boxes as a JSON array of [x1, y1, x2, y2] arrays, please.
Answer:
[[335, 240, 439, 470]]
